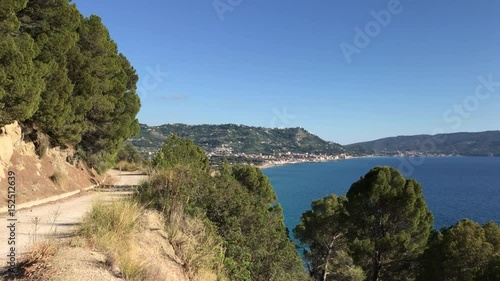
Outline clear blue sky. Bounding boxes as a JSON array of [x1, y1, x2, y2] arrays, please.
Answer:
[[73, 0, 500, 144]]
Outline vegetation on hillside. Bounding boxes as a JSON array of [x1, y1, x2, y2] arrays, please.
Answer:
[[3, 2, 498, 280], [136, 135, 311, 280], [347, 131, 500, 156], [115, 142, 143, 171], [295, 166, 500, 281], [418, 219, 500, 281], [0, 0, 140, 172], [62, 133, 500, 280], [136, 136, 500, 281], [131, 123, 346, 157]]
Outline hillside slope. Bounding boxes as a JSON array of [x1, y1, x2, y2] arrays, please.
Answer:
[[346, 131, 500, 156], [0, 122, 99, 207], [131, 123, 346, 156]]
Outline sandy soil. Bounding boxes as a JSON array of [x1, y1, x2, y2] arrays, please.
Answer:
[[0, 147, 105, 208], [41, 247, 123, 281], [0, 170, 146, 274]]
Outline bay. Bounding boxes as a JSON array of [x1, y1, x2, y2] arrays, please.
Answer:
[[263, 157, 500, 231]]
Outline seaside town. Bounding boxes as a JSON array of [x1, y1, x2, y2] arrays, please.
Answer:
[[189, 142, 351, 167]]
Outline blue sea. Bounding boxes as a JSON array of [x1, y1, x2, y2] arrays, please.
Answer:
[[263, 157, 500, 231]]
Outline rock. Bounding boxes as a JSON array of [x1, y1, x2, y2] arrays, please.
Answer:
[[0, 123, 15, 163], [0, 121, 22, 178]]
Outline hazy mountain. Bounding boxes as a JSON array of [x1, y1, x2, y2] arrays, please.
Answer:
[[346, 131, 500, 156]]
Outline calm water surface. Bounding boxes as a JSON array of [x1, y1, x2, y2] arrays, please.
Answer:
[[263, 157, 500, 231]]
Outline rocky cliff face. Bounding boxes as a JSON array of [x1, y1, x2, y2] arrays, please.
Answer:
[[0, 121, 24, 179], [0, 122, 99, 207]]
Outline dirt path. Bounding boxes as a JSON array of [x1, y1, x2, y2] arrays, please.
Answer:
[[105, 169, 147, 186], [0, 170, 147, 269]]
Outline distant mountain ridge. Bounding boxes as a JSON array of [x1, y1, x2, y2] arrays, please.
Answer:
[[131, 123, 346, 156], [346, 131, 500, 156], [131, 124, 500, 158]]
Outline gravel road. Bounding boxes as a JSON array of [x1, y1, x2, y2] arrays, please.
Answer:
[[0, 170, 147, 269]]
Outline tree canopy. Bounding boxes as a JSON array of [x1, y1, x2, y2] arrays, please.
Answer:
[[295, 166, 500, 281], [0, 0, 141, 172], [345, 166, 434, 281], [294, 194, 364, 281], [116, 142, 142, 164], [418, 219, 500, 281], [152, 134, 210, 172], [296, 166, 435, 281], [0, 0, 45, 126]]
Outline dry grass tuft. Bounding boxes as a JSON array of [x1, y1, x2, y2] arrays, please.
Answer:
[[79, 199, 150, 280], [79, 199, 141, 238]]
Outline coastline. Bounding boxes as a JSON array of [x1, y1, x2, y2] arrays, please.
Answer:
[[257, 158, 353, 170], [256, 154, 481, 170], [257, 163, 277, 170]]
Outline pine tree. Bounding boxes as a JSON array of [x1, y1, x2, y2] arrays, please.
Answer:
[[294, 195, 365, 281], [345, 166, 433, 281], [0, 0, 45, 126], [152, 134, 210, 172], [418, 219, 495, 281], [19, 0, 82, 144], [68, 15, 140, 171]]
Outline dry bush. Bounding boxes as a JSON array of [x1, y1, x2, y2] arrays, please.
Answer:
[[165, 214, 227, 280], [115, 160, 140, 172], [17, 241, 58, 279], [0, 206, 64, 280], [1, 240, 58, 280], [34, 131, 50, 158], [49, 170, 66, 189]]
